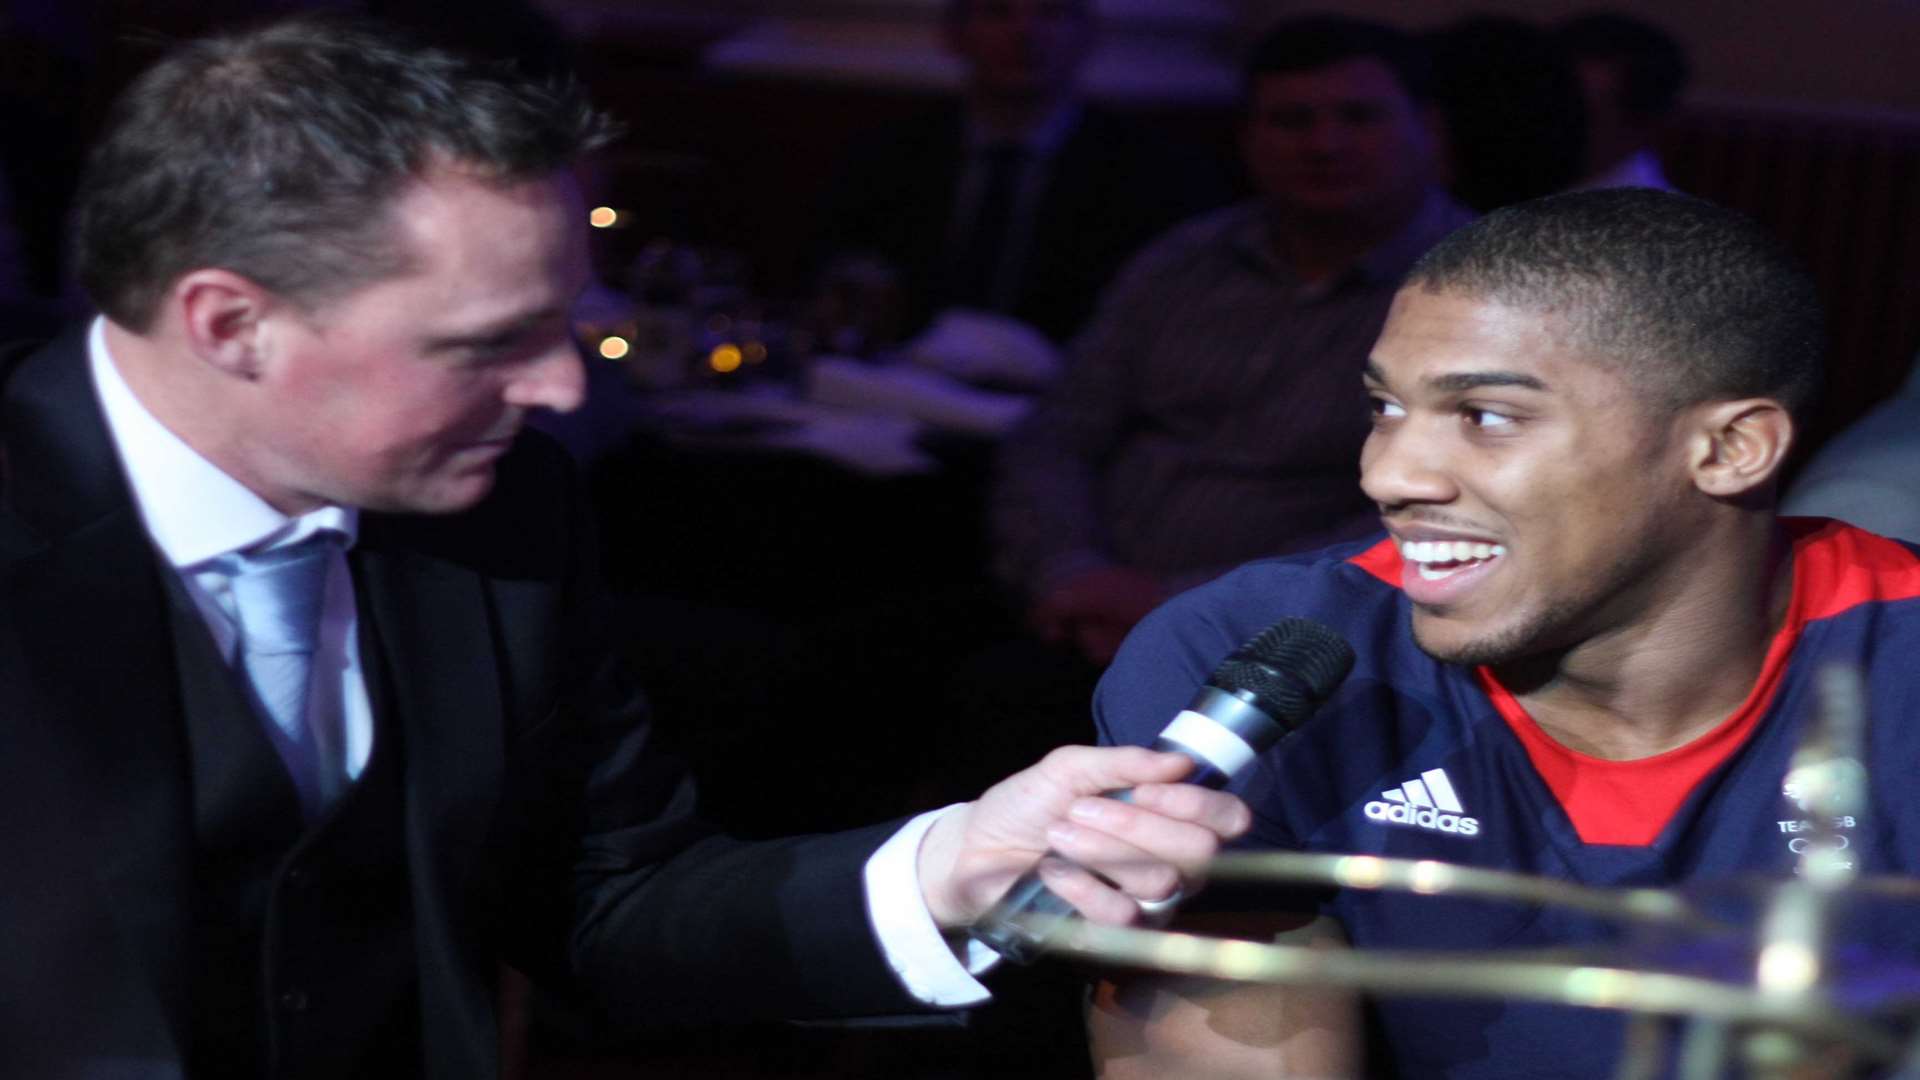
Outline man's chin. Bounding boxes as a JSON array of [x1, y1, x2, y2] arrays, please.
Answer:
[[360, 469, 499, 516], [1410, 614, 1518, 669]]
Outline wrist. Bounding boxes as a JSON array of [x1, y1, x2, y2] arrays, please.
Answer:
[[917, 802, 972, 929]]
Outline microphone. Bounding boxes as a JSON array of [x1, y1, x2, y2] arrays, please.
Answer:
[[970, 618, 1354, 963]]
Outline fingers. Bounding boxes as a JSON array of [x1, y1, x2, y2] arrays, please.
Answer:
[[1045, 819, 1184, 912], [1051, 791, 1240, 881], [1019, 747, 1254, 848], [1033, 744, 1196, 793], [1126, 781, 1255, 842], [928, 746, 1255, 931], [1036, 785, 1252, 927], [1033, 855, 1148, 926]]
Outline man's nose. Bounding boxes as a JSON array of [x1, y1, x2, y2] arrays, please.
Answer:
[[1360, 426, 1456, 509], [506, 342, 587, 414], [1304, 115, 1349, 155]]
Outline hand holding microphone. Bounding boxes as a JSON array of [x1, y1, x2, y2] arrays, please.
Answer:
[[967, 618, 1354, 962]]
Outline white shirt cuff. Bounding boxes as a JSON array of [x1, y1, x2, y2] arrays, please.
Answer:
[[863, 805, 1000, 1007]]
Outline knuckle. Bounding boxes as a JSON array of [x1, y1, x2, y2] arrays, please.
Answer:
[[1224, 803, 1254, 837], [1079, 888, 1131, 926], [1208, 794, 1253, 836], [1140, 866, 1181, 899], [1040, 743, 1103, 774], [1133, 781, 1191, 814]]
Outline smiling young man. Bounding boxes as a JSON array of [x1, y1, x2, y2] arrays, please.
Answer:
[[1087, 188, 1920, 1078], [0, 17, 1253, 1077]]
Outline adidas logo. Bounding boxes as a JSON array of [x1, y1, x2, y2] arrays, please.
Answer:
[[1364, 767, 1480, 837]]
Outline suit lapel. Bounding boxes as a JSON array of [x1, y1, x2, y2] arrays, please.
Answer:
[[354, 538, 505, 889], [353, 532, 505, 1074]]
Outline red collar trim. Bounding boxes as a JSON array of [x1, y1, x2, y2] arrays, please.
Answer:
[[1349, 535, 1401, 585]]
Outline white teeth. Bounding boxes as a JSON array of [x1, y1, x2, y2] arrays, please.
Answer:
[[1398, 539, 1507, 566]]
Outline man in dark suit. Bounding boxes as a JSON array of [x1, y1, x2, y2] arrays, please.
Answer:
[[817, 0, 1223, 345], [0, 17, 1248, 1078]]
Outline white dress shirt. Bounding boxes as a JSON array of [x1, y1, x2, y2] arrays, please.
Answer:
[[87, 317, 991, 1004], [89, 320, 372, 787]]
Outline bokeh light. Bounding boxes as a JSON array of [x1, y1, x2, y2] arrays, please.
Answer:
[[709, 343, 744, 374]]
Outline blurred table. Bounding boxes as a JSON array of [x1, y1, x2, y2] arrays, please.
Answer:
[[587, 417, 995, 615]]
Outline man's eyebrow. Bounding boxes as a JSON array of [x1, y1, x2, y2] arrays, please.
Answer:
[[1362, 362, 1550, 394], [1426, 371, 1550, 393], [423, 307, 564, 351]]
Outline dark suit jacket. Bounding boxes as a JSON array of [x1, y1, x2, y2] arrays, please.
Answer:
[[819, 105, 1226, 344], [0, 329, 920, 1078]]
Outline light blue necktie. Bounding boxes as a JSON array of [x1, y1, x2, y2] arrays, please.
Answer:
[[217, 532, 343, 817]]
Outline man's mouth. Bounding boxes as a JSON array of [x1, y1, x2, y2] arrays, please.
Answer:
[[1399, 539, 1507, 581]]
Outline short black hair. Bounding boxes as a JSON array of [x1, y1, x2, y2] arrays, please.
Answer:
[[1406, 188, 1824, 418], [1243, 14, 1431, 105], [1555, 12, 1690, 121], [73, 15, 621, 330]]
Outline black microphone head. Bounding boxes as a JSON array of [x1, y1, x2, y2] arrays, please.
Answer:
[[1207, 618, 1354, 732]]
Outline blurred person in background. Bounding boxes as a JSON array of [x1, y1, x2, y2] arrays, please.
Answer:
[[1783, 350, 1920, 542], [1425, 14, 1589, 212], [815, 0, 1224, 349], [984, 13, 1470, 698], [1556, 11, 1690, 192]]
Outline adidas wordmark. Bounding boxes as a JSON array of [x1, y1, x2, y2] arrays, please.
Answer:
[[1363, 767, 1480, 837]]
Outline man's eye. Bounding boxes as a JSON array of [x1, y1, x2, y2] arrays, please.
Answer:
[[1464, 406, 1515, 429], [1370, 397, 1405, 420], [460, 337, 519, 360], [466, 329, 555, 365], [1266, 108, 1313, 131]]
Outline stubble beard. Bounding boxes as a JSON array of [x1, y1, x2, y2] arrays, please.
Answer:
[[1408, 540, 1662, 671]]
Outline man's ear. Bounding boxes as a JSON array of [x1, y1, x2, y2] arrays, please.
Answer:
[[1688, 398, 1795, 499], [170, 269, 276, 381]]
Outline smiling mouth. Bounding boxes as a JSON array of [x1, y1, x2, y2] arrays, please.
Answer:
[[1399, 539, 1507, 581]]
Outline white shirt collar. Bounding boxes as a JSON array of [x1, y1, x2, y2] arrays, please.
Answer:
[[87, 316, 358, 569]]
